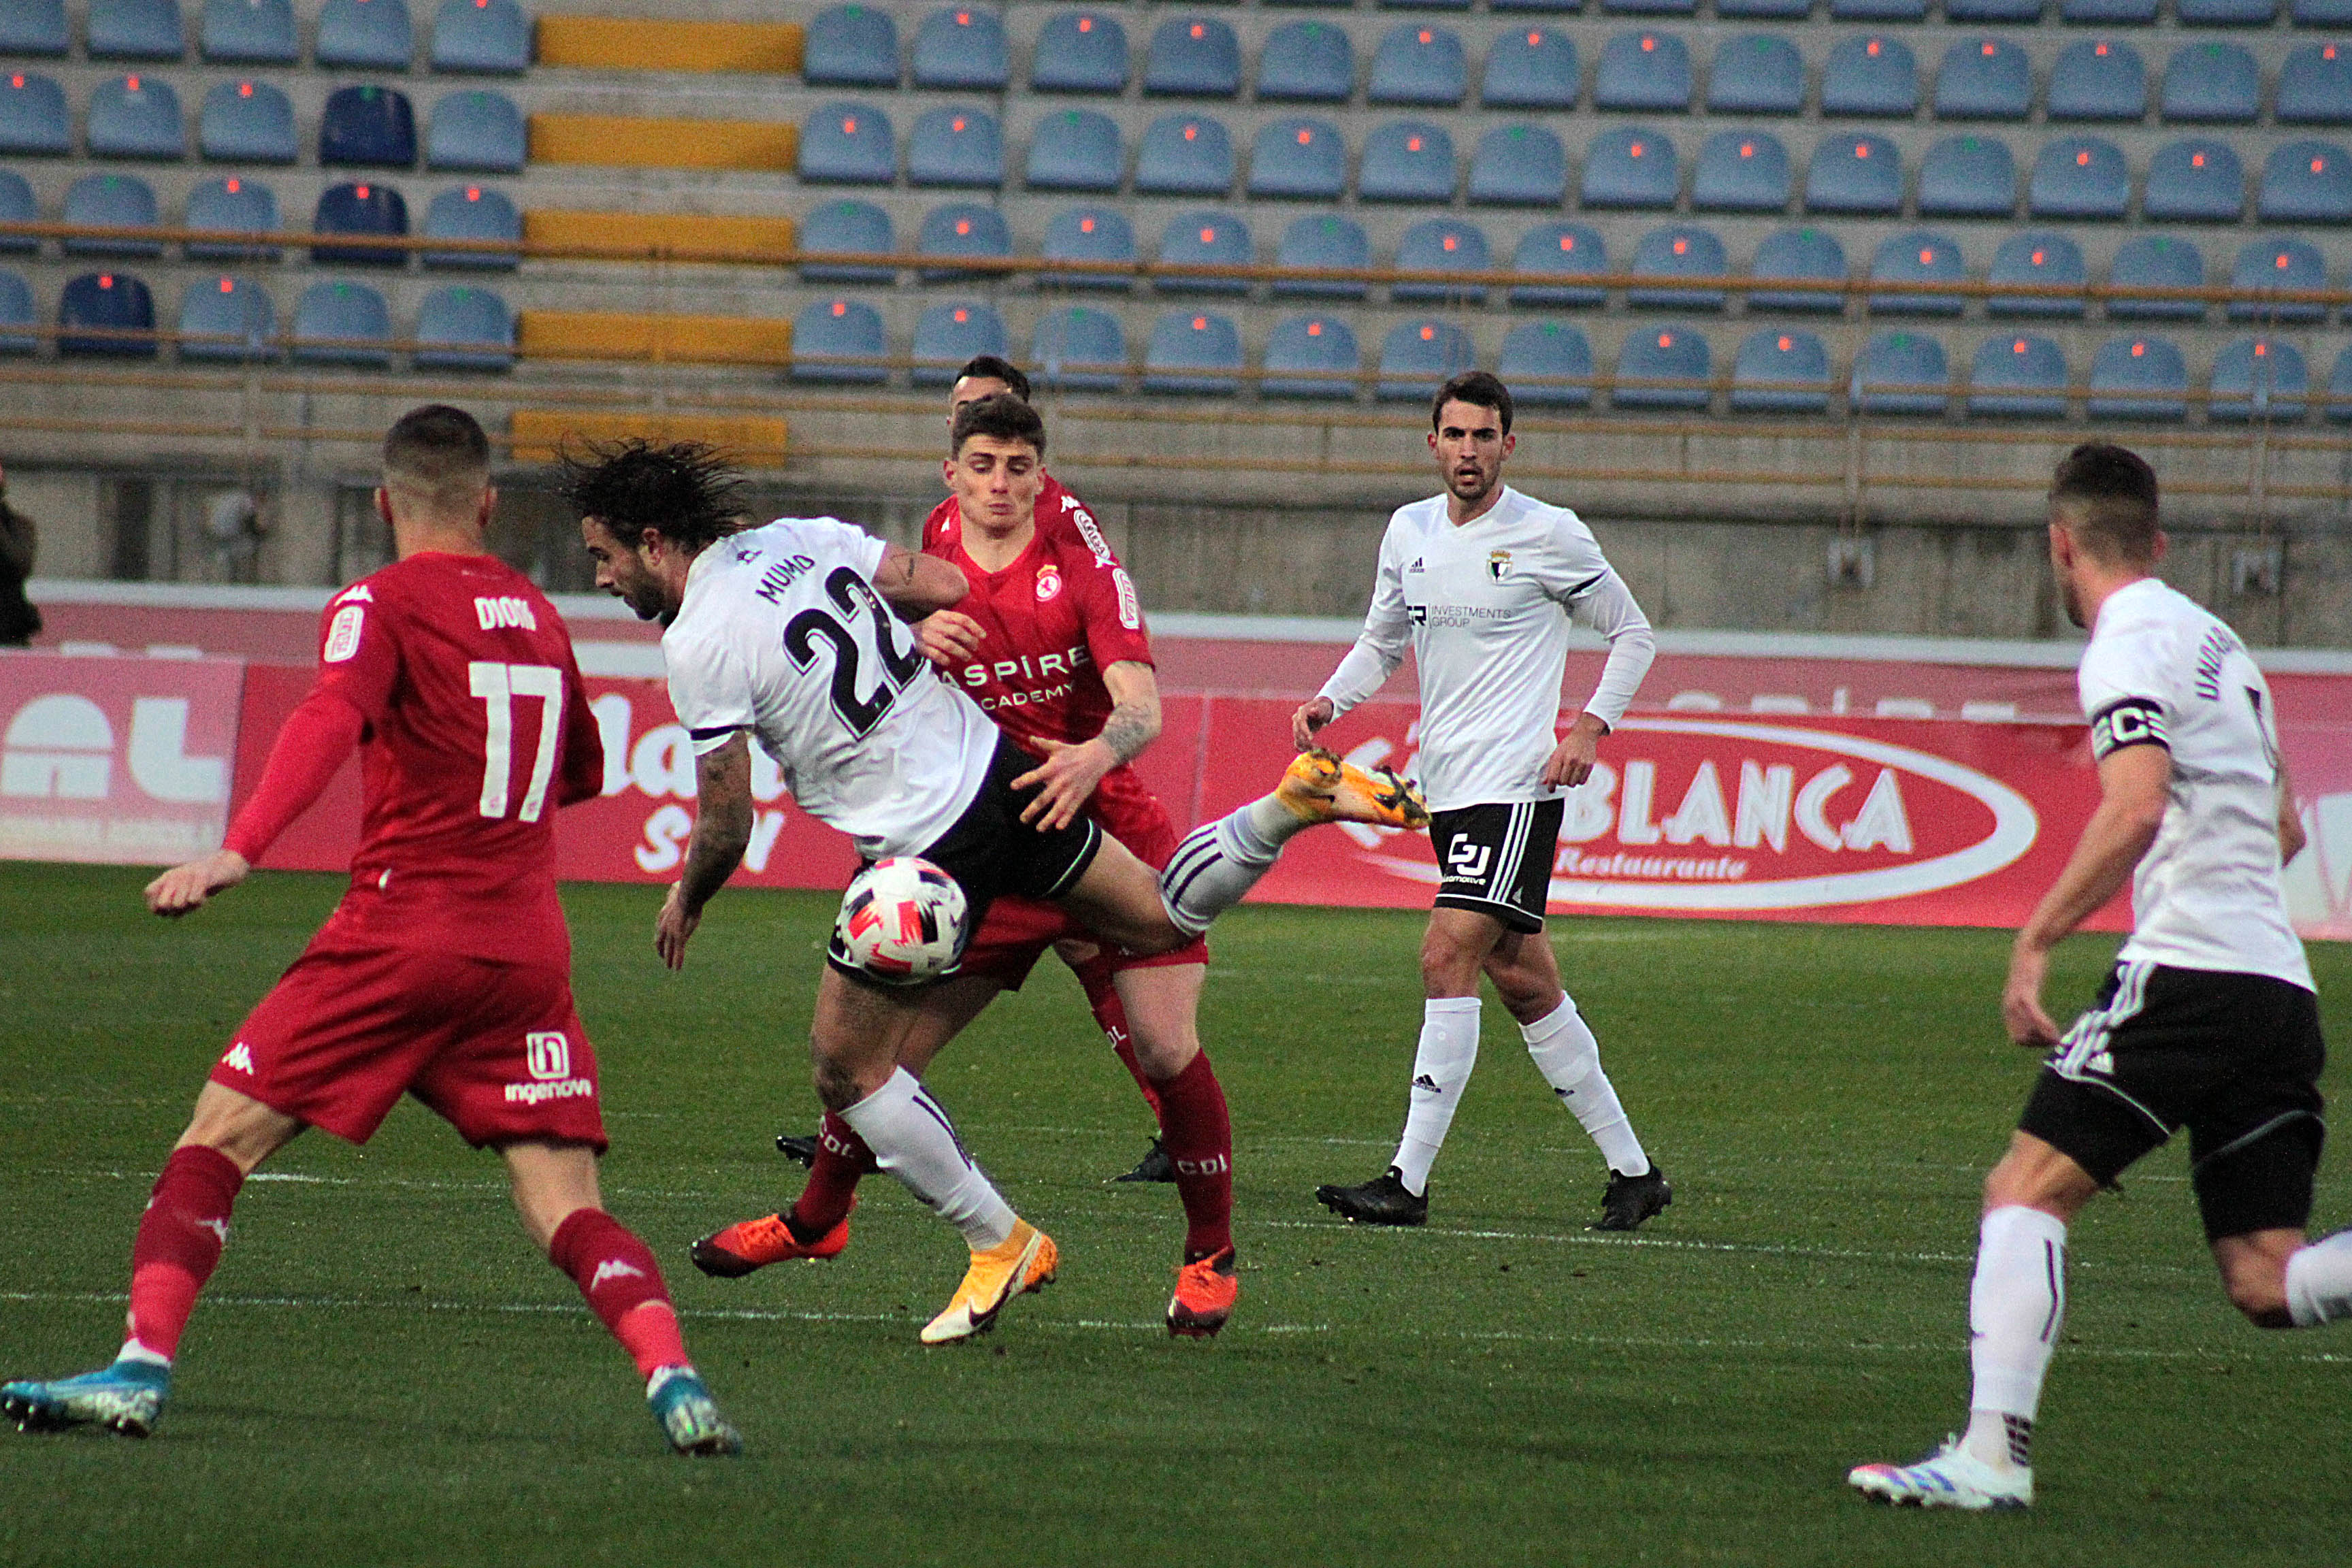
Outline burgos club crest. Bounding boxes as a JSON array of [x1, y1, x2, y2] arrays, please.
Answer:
[[1486, 549, 1512, 581]]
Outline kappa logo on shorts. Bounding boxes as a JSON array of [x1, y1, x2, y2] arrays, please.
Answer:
[[525, 1031, 571, 1082], [221, 1042, 255, 1074]]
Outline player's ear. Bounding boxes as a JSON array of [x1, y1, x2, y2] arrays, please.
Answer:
[[2151, 529, 2170, 565], [1501, 431, 1516, 459], [942, 456, 958, 490], [476, 486, 497, 531], [373, 486, 393, 527]]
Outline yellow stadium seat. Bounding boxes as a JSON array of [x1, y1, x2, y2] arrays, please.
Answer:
[[523, 210, 797, 263], [534, 18, 804, 75], [517, 310, 795, 366], [510, 409, 789, 466], [529, 114, 798, 171]]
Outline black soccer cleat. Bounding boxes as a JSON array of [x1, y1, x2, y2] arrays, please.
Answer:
[[1594, 1164, 1671, 1232], [1111, 1138, 1177, 1184], [776, 1131, 819, 1167], [1314, 1167, 1428, 1226]]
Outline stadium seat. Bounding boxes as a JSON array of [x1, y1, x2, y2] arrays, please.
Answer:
[[1850, 331, 1949, 416], [2180, 0, 2275, 18], [60, 268, 157, 356], [2144, 140, 2244, 221], [1484, 26, 1577, 110], [1936, 39, 2032, 120], [1145, 17, 1241, 97], [1693, 130, 1791, 212], [316, 0, 414, 69], [2088, 335, 2189, 421], [1262, 312, 1360, 399], [2108, 234, 2208, 319], [1469, 123, 1566, 205], [1032, 305, 1126, 391], [1141, 309, 1242, 394], [2228, 235, 2329, 321], [432, 0, 528, 74], [2162, 42, 2259, 123], [2048, 40, 2146, 122], [1492, 0, 1579, 12], [1717, 0, 1812, 14], [427, 89, 523, 173], [2062, 0, 2155, 21], [1027, 109, 1123, 192], [911, 300, 1007, 384], [1041, 205, 1137, 290], [800, 198, 893, 282], [0, 73, 69, 156], [913, 7, 1007, 90], [1141, 114, 1237, 195], [1260, 20, 1353, 102], [312, 180, 408, 265], [88, 74, 185, 159], [1031, 11, 1128, 95], [791, 296, 887, 383], [1394, 217, 1490, 302], [1806, 135, 1901, 215], [1750, 226, 1848, 312], [0, 0, 67, 54], [0, 269, 31, 353], [1821, 37, 1918, 118], [1836, 0, 1926, 16], [1628, 223, 1727, 310], [320, 85, 416, 169], [916, 201, 1011, 281], [1583, 127, 1678, 208], [422, 182, 517, 268], [414, 283, 513, 370], [1869, 232, 1967, 316], [1918, 135, 2018, 218], [176, 274, 274, 361], [2278, 44, 2352, 127], [909, 108, 1002, 189], [2208, 337, 2308, 421], [199, 79, 295, 163], [2334, 346, 2352, 422], [1708, 35, 1801, 116], [1967, 334, 2069, 418], [88, 0, 184, 59], [0, 171, 32, 255], [2259, 140, 2352, 222], [2031, 138, 2129, 218], [1274, 213, 1367, 298], [1987, 231, 2087, 316], [804, 4, 898, 87], [1603, 0, 1694, 14], [1499, 320, 1593, 407], [1614, 323, 1711, 409], [186, 174, 278, 261], [1595, 32, 1693, 112], [63, 172, 159, 257], [1729, 329, 1830, 414], [1360, 121, 1455, 201], [1952, 0, 2046, 14], [1370, 23, 1466, 105], [1510, 222, 1606, 306], [1157, 210, 1250, 295], [1376, 318, 1475, 401]]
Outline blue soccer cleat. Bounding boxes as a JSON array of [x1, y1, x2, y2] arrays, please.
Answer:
[[2, 1357, 171, 1438], [647, 1367, 742, 1457]]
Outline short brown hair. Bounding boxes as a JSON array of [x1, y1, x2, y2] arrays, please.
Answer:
[[951, 393, 1047, 458], [1433, 370, 1514, 436], [956, 355, 1030, 402], [2050, 443, 2160, 565], [381, 404, 490, 513]]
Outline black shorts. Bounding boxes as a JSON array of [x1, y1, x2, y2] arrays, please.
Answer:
[[1431, 799, 1565, 935], [2018, 960, 2328, 1242], [826, 733, 1102, 985]]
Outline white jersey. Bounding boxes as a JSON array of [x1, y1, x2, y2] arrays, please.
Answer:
[[2080, 577, 2310, 991], [663, 517, 999, 860], [1318, 487, 1656, 813]]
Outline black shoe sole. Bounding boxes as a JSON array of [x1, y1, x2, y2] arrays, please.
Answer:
[[1313, 1187, 1428, 1226], [1593, 1179, 1672, 1232], [1111, 1147, 1177, 1184], [688, 1237, 763, 1279], [775, 1133, 818, 1167]]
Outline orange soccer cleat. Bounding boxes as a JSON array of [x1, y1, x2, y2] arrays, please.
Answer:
[[689, 1205, 853, 1279], [1166, 1245, 1239, 1339], [921, 1219, 1058, 1345], [1275, 749, 1430, 830]]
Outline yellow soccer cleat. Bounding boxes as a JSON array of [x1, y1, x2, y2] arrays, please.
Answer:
[[1275, 749, 1431, 830], [920, 1219, 1058, 1345]]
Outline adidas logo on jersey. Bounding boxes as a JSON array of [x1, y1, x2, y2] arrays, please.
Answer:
[[1407, 557, 1426, 573]]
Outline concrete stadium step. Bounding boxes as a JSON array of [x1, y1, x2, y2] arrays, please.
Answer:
[[508, 406, 787, 464], [523, 208, 798, 262], [529, 112, 799, 170], [517, 307, 793, 364], [534, 17, 804, 76]]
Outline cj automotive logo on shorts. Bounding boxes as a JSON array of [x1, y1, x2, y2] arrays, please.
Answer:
[[505, 1030, 593, 1105]]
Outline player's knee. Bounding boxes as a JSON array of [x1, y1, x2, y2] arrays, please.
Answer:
[[1420, 936, 1484, 997], [811, 1048, 864, 1113]]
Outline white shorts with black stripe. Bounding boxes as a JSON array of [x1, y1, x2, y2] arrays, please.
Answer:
[[1431, 799, 1565, 934]]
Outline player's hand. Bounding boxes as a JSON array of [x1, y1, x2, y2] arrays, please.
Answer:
[[655, 884, 702, 970], [2002, 943, 2061, 1049], [1541, 713, 1610, 790], [913, 610, 985, 669], [1013, 737, 1115, 832], [1292, 696, 1335, 751], [144, 849, 250, 917]]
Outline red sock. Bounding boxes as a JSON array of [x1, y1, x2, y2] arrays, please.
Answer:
[[789, 1111, 873, 1240], [549, 1209, 689, 1379], [125, 1145, 244, 1360], [1077, 955, 1164, 1121], [1152, 1050, 1235, 1261]]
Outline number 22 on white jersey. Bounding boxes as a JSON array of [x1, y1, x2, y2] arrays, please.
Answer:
[[468, 662, 564, 822]]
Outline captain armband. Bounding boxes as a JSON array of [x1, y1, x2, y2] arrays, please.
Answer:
[[2089, 698, 2169, 760]]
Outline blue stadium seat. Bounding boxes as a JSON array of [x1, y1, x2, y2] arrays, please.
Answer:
[[791, 297, 887, 384], [2088, 335, 2188, 421], [1156, 210, 1249, 295], [1936, 38, 2032, 120], [1141, 113, 1237, 195], [1869, 231, 1966, 316], [1041, 205, 1135, 290], [1615, 323, 1711, 409], [414, 284, 512, 370], [2144, 139, 2244, 221], [1833, 0, 1925, 18], [2259, 140, 2352, 221], [1510, 222, 1606, 306], [177, 274, 274, 361], [1492, 0, 1580, 11], [1359, 120, 1454, 202], [0, 0, 67, 54], [1260, 20, 1353, 101], [1262, 312, 1359, 399], [186, 175, 279, 261], [1031, 11, 1128, 94], [913, 7, 1008, 90], [1484, 24, 1577, 110], [199, 79, 295, 163], [63, 172, 159, 257], [2162, 42, 2259, 123], [88, 74, 185, 159], [2208, 337, 2308, 421], [1750, 226, 1848, 312], [1145, 18, 1241, 97], [916, 201, 1011, 281], [1274, 213, 1367, 298], [427, 89, 523, 173], [1628, 224, 1727, 309], [312, 180, 408, 265], [804, 5, 898, 87], [1968, 334, 2069, 418], [1469, 123, 1566, 204], [1693, 130, 1790, 212], [1377, 318, 1475, 401], [1708, 35, 1802, 115], [2048, 39, 2147, 121], [421, 181, 516, 268], [800, 198, 893, 282], [2334, 346, 2352, 423], [1032, 305, 1126, 391], [1583, 127, 1678, 208], [1370, 23, 1466, 105], [1027, 109, 1122, 192], [1821, 36, 1918, 117], [1717, 0, 1813, 14], [2062, 0, 2155, 21], [2228, 235, 2328, 321], [88, 0, 184, 60], [2180, 0, 2275, 18], [1806, 135, 1901, 215], [1603, 0, 1693, 14], [909, 108, 1001, 189], [1850, 331, 1949, 416], [432, 0, 528, 74], [1142, 309, 1241, 394], [0, 72, 68, 156], [0, 269, 31, 353], [320, 85, 416, 169], [2278, 44, 2352, 126], [2030, 137, 2129, 218], [60, 269, 157, 356], [1729, 329, 1830, 413], [316, 0, 413, 69], [2109, 234, 2207, 319], [1394, 217, 1489, 301], [292, 279, 392, 366], [911, 301, 1007, 385], [1499, 320, 1594, 407], [0, 170, 33, 255], [1918, 135, 2018, 218], [1595, 32, 1693, 112], [1987, 231, 2087, 316]]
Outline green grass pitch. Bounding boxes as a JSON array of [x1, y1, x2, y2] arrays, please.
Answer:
[[0, 861, 2345, 1567]]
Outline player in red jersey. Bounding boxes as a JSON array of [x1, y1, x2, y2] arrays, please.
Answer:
[[0, 407, 740, 1454]]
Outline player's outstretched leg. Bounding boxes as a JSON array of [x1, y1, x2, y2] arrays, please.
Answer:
[[1159, 751, 1428, 936], [692, 1111, 871, 1278], [545, 1206, 742, 1456]]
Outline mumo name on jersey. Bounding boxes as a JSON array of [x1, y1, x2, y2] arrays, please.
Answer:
[[954, 644, 1092, 689]]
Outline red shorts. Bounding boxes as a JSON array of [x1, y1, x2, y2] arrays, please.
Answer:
[[210, 936, 608, 1152]]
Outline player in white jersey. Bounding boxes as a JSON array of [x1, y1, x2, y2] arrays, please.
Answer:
[[1850, 444, 2351, 1512], [1294, 372, 1671, 1232]]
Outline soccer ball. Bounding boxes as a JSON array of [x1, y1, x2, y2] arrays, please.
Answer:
[[834, 857, 969, 984]]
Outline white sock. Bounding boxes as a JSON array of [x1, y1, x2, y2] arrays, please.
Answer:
[[1962, 1205, 2068, 1471], [837, 1068, 1015, 1251], [2285, 1228, 2352, 1327], [1522, 994, 1649, 1177], [1159, 804, 1288, 935], [1390, 997, 1482, 1196], [114, 1341, 171, 1371]]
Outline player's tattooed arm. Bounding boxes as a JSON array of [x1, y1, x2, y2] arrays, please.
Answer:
[[657, 731, 755, 969], [873, 544, 968, 621], [1013, 661, 1161, 830], [1098, 661, 1162, 764]]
